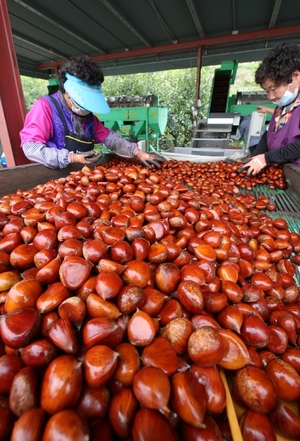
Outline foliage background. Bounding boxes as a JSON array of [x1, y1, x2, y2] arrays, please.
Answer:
[[20, 62, 260, 149], [21, 76, 48, 111]]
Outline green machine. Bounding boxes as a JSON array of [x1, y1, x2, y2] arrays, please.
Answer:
[[96, 95, 168, 152], [229, 91, 275, 121], [209, 60, 275, 121], [47, 77, 59, 95], [209, 60, 238, 114], [190, 60, 275, 156]]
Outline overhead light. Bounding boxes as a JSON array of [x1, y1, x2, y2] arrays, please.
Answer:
[[232, 30, 239, 35]]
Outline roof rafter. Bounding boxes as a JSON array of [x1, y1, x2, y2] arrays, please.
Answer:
[[10, 12, 85, 54], [232, 0, 237, 31], [14, 43, 62, 62], [62, 0, 127, 49], [268, 0, 282, 28], [147, 0, 178, 42], [13, 31, 68, 58], [12, 0, 105, 53], [37, 24, 300, 71], [99, 0, 151, 48], [185, 0, 205, 39]]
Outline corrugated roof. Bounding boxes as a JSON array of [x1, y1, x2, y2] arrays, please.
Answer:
[[6, 0, 300, 78]]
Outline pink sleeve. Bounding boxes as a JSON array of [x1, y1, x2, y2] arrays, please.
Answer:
[[19, 98, 54, 145], [93, 115, 110, 143]]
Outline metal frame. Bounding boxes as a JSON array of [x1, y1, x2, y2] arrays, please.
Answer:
[[0, 0, 29, 166], [37, 24, 300, 72]]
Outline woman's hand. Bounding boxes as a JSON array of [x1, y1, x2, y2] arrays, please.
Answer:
[[134, 150, 166, 169], [256, 106, 274, 115], [237, 154, 267, 176], [70, 152, 102, 164]]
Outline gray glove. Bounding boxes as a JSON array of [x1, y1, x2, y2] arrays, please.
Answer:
[[224, 152, 250, 164], [237, 154, 267, 176], [84, 152, 103, 163], [135, 150, 166, 169], [76, 150, 103, 163]]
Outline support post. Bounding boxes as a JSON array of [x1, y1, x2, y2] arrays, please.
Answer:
[[0, 98, 14, 167], [193, 46, 203, 132], [0, 0, 30, 166]]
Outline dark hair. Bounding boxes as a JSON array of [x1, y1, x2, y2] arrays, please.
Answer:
[[58, 55, 104, 92], [255, 43, 300, 87]]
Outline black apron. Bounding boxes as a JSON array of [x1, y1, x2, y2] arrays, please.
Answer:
[[48, 95, 95, 154]]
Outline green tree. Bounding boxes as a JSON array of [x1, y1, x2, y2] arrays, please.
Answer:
[[230, 62, 260, 94], [21, 76, 48, 111], [104, 66, 216, 148]]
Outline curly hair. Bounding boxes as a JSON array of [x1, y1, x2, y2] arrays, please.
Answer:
[[58, 55, 104, 92], [255, 43, 300, 86]]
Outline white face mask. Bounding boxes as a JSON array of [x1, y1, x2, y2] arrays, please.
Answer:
[[70, 106, 90, 116], [273, 82, 299, 107], [67, 94, 91, 116]]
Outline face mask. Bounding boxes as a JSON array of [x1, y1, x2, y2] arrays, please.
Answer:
[[67, 94, 91, 116], [273, 83, 299, 107], [71, 106, 90, 116]]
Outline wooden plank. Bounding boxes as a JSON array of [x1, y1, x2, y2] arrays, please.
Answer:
[[220, 369, 243, 441], [0, 154, 114, 198], [223, 369, 298, 441]]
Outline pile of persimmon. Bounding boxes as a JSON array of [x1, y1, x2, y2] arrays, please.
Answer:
[[0, 158, 299, 441]]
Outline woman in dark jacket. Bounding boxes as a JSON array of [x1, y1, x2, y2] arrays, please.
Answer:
[[240, 43, 300, 176]]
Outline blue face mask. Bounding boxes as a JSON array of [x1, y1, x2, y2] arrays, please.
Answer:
[[273, 84, 299, 107]]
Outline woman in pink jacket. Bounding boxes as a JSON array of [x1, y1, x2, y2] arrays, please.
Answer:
[[20, 55, 165, 170]]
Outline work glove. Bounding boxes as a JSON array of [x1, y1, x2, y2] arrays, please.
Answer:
[[237, 154, 267, 176], [224, 152, 250, 164], [135, 150, 166, 169], [70, 151, 103, 165]]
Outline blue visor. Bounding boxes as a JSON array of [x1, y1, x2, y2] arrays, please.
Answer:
[[64, 73, 110, 114]]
